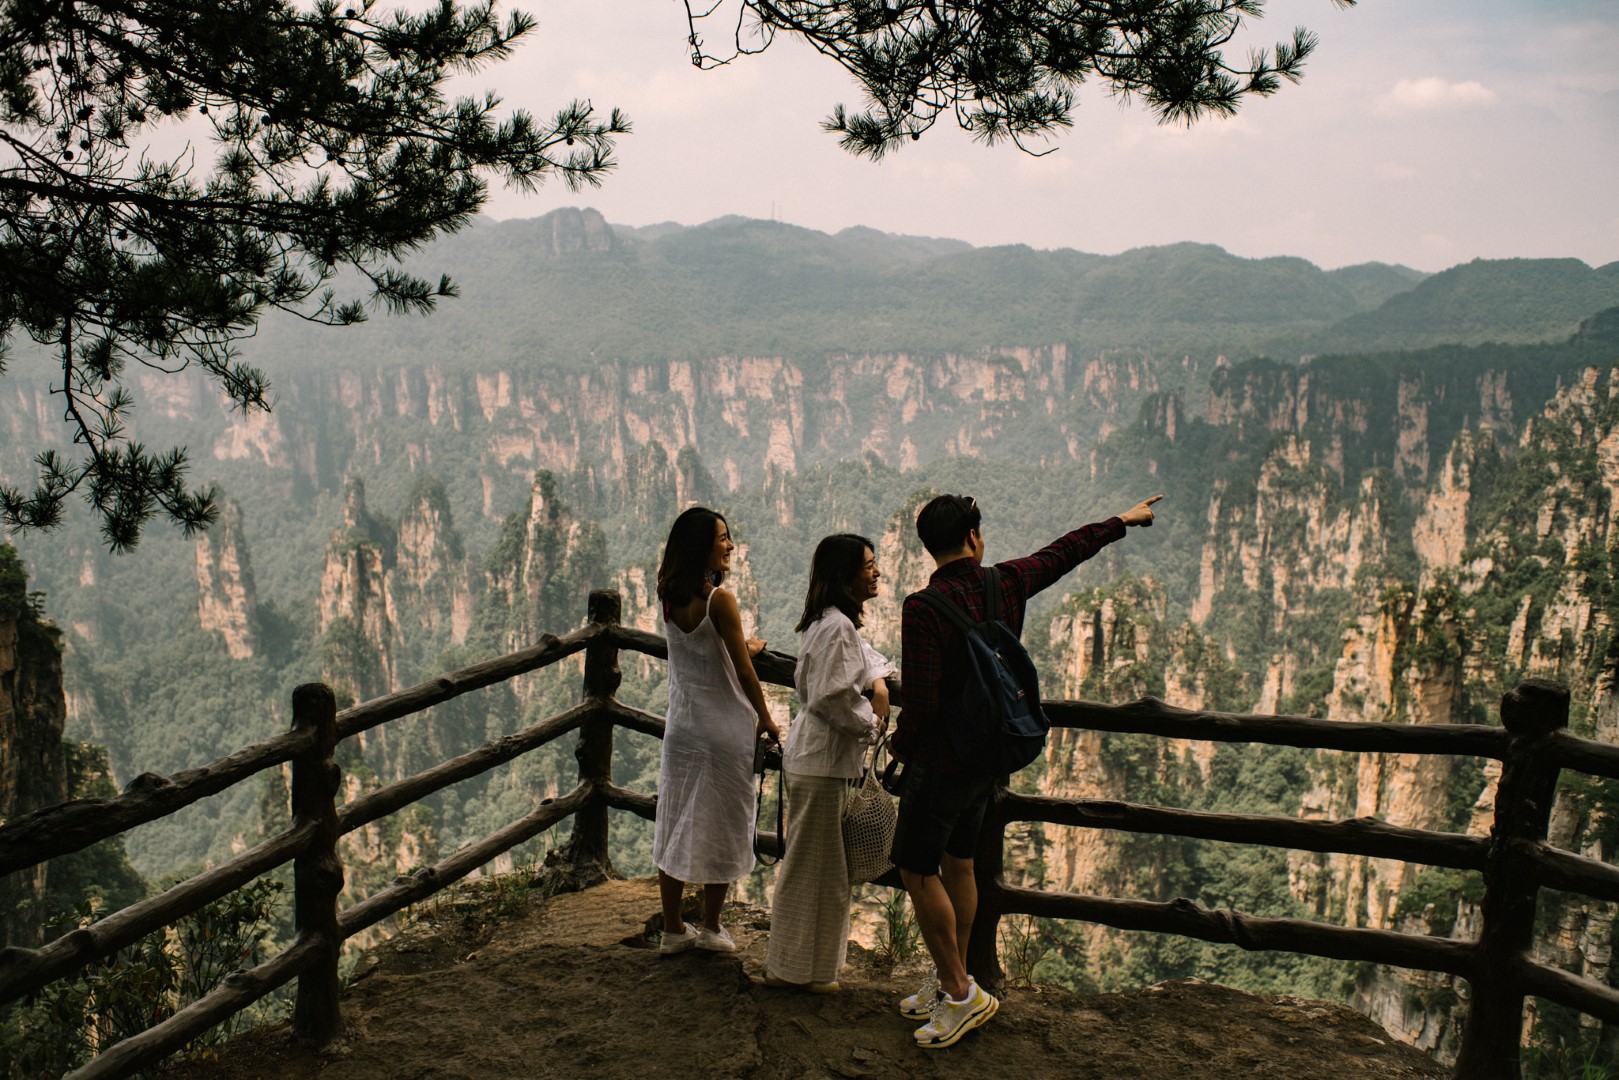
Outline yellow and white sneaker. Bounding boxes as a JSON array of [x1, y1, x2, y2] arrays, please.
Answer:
[[899, 971, 939, 1020], [912, 977, 997, 1049]]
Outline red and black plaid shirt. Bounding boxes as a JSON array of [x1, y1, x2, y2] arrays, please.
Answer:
[[894, 518, 1126, 770]]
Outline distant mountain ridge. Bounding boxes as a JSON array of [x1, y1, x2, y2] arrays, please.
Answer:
[[238, 207, 1619, 378], [1277, 256, 1619, 357]]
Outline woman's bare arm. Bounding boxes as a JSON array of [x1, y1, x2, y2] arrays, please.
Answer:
[[709, 587, 781, 742]]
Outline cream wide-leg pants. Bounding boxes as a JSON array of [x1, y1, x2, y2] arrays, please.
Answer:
[[765, 772, 853, 985]]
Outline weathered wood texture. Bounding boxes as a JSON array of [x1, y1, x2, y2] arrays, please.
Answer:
[[1519, 839, 1619, 904], [967, 790, 1008, 995], [291, 684, 344, 1044], [1044, 698, 1511, 758], [0, 726, 313, 877], [1548, 729, 1619, 782], [996, 883, 1478, 979], [611, 625, 799, 688], [65, 935, 324, 1080], [337, 702, 592, 835], [561, 592, 620, 884], [0, 821, 315, 1005], [337, 784, 591, 940], [1453, 679, 1570, 1080], [599, 781, 656, 821], [14, 593, 1613, 1080], [600, 699, 667, 739], [1513, 955, 1619, 1025], [612, 625, 906, 707], [0, 623, 601, 880], [335, 623, 601, 740], [1007, 793, 1489, 870]]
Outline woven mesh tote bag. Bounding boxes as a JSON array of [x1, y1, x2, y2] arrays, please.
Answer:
[[842, 738, 898, 884]]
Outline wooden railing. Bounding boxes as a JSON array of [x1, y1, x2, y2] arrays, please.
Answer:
[[1, 591, 1615, 1080]]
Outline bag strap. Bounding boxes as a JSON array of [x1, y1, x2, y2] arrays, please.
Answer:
[[860, 732, 891, 785], [909, 565, 1004, 632], [755, 755, 784, 866]]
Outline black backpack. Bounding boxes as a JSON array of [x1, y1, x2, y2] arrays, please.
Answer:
[[909, 566, 1050, 775]]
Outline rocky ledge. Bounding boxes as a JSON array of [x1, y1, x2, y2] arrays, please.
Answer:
[[168, 877, 1445, 1080]]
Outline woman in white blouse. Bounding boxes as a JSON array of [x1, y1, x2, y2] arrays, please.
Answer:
[[765, 533, 895, 991]]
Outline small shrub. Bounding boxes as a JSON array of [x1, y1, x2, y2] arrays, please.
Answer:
[[0, 879, 284, 1079], [874, 888, 919, 965]]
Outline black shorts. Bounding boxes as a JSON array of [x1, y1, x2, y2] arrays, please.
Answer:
[[888, 762, 997, 877]]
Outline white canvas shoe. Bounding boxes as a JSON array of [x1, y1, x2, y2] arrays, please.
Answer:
[[695, 925, 737, 952], [659, 921, 701, 955]]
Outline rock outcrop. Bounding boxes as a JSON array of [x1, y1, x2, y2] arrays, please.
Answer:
[[195, 502, 261, 660], [0, 546, 67, 945]]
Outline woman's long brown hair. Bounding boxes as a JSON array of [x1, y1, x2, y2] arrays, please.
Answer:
[[795, 533, 874, 633]]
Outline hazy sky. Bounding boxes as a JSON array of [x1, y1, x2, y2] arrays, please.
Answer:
[[472, 0, 1619, 272]]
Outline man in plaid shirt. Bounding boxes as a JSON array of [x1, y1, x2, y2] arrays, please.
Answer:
[[890, 492, 1163, 1048]]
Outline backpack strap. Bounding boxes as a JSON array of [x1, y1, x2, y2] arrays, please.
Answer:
[[909, 565, 1004, 631]]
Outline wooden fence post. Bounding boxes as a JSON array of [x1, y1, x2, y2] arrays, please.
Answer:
[[562, 590, 621, 886], [290, 682, 343, 1045], [965, 782, 1009, 997], [1453, 678, 1570, 1080]]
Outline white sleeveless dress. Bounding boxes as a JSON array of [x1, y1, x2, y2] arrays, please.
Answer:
[[653, 587, 759, 884]]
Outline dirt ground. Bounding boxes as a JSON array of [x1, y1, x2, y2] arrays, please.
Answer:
[[166, 877, 1448, 1080]]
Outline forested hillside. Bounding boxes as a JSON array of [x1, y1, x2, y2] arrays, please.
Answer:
[[4, 208, 1619, 1066]]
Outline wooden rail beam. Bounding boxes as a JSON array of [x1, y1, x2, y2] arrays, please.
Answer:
[[968, 787, 1010, 996], [559, 591, 621, 886], [1512, 954, 1619, 1026], [1547, 730, 1619, 782], [337, 784, 591, 940], [1453, 679, 1570, 1080], [1007, 793, 1490, 870], [336, 702, 594, 836], [599, 782, 656, 821], [0, 727, 312, 877], [335, 623, 602, 740], [599, 699, 667, 739], [0, 821, 314, 1005], [1045, 698, 1511, 758], [610, 625, 800, 688], [1517, 838, 1619, 905], [290, 684, 344, 1045], [65, 935, 324, 1080], [996, 883, 1478, 978]]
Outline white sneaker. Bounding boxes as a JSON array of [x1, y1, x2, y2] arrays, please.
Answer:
[[695, 925, 737, 952], [913, 977, 998, 1049], [899, 971, 939, 1019], [660, 921, 700, 955]]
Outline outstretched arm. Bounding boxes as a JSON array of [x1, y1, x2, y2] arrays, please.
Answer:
[[709, 587, 782, 742], [1002, 494, 1165, 602]]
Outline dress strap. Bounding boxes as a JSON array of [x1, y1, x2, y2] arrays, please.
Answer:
[[705, 585, 722, 614]]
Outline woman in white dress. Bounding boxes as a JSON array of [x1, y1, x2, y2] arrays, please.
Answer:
[[765, 533, 894, 990], [654, 506, 782, 954]]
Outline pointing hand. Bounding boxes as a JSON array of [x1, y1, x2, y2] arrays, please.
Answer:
[[1119, 494, 1164, 527]]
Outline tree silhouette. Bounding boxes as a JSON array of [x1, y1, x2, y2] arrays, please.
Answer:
[[0, 0, 627, 548], [687, 0, 1354, 157]]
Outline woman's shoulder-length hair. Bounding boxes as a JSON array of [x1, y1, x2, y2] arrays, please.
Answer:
[[795, 532, 874, 633], [658, 506, 727, 609]]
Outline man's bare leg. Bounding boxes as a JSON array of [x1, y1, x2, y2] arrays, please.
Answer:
[[940, 854, 976, 970], [902, 868, 971, 1001]]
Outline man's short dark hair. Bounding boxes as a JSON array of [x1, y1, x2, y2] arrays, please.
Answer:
[[916, 494, 981, 556]]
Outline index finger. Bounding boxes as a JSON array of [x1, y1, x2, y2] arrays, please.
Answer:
[[1143, 494, 1165, 506]]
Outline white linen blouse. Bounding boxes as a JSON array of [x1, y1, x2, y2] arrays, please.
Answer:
[[783, 607, 897, 779]]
